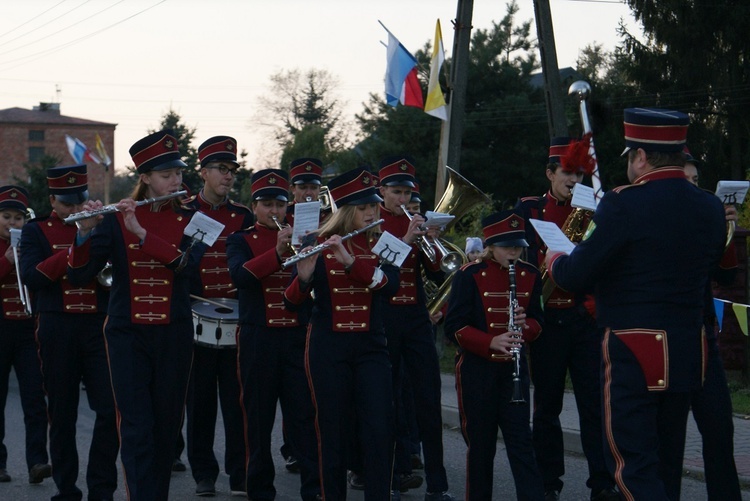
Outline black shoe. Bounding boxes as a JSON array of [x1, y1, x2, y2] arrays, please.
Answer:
[[347, 470, 365, 490], [425, 492, 457, 501], [411, 453, 424, 470], [391, 490, 401, 501], [196, 479, 216, 497], [398, 473, 423, 492], [0, 469, 10, 482], [545, 490, 560, 501], [591, 485, 620, 501], [285, 455, 300, 473], [171, 458, 186, 472], [28, 463, 51, 484]]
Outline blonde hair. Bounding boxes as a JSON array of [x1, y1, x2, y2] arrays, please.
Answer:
[[316, 204, 381, 240], [129, 173, 182, 210]]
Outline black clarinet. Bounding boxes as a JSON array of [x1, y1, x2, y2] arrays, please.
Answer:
[[508, 261, 526, 404]]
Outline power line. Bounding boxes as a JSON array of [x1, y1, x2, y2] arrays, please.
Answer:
[[0, 0, 126, 57], [0, 0, 92, 49], [0, 0, 166, 72], [0, 0, 68, 40]]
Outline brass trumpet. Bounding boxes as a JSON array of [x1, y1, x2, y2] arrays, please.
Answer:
[[272, 215, 298, 256], [400, 205, 462, 273]]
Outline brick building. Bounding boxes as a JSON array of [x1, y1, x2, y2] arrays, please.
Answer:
[[0, 102, 116, 202]]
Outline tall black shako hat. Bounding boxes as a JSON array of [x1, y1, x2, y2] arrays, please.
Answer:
[[289, 158, 323, 185], [198, 136, 239, 168], [47, 164, 89, 204], [251, 169, 288, 202], [482, 209, 528, 248], [129, 129, 188, 174], [328, 167, 383, 207], [621, 107, 689, 156], [378, 155, 416, 188]]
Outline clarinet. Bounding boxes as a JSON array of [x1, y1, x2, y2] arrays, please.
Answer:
[[508, 261, 526, 404]]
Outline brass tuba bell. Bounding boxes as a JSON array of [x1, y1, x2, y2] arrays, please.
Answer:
[[423, 167, 493, 315]]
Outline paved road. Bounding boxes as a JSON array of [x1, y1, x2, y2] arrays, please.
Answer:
[[0, 371, 747, 500]]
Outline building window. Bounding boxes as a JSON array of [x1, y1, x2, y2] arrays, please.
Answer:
[[28, 147, 45, 163], [28, 130, 44, 141]]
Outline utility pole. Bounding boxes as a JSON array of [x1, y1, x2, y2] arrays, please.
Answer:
[[533, 0, 568, 138], [436, 0, 474, 201]]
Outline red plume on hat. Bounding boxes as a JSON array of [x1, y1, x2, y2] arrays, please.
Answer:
[[560, 133, 596, 175]]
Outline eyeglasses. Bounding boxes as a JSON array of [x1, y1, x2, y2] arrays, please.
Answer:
[[207, 164, 237, 176]]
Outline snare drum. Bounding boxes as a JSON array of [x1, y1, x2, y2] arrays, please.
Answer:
[[192, 298, 239, 348]]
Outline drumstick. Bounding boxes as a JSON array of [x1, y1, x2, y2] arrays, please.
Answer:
[[190, 294, 235, 311]]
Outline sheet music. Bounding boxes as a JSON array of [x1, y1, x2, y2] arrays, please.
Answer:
[[371, 231, 411, 267], [9, 228, 21, 248], [292, 201, 321, 246], [184, 211, 225, 247], [715, 180, 750, 205], [529, 219, 575, 254], [571, 183, 597, 211], [424, 211, 455, 228]]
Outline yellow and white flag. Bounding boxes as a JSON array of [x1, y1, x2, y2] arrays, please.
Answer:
[[424, 19, 448, 120], [94, 133, 112, 167]]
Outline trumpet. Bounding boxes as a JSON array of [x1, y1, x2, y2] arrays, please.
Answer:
[[272, 215, 298, 256], [282, 219, 384, 269], [400, 205, 462, 274], [9, 228, 32, 316], [63, 190, 188, 224], [508, 261, 525, 404]]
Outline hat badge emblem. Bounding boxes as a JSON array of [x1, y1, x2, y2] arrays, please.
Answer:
[[269, 176, 277, 185], [164, 138, 174, 149], [225, 142, 234, 151], [510, 219, 520, 228], [67, 175, 77, 185], [10, 190, 18, 199], [363, 176, 370, 185], [305, 165, 312, 172], [399, 163, 408, 171]]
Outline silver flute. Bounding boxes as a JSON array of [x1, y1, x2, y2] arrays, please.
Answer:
[[63, 190, 188, 224], [281, 219, 384, 269]]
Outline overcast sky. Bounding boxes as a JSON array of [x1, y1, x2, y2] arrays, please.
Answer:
[[0, 0, 639, 173]]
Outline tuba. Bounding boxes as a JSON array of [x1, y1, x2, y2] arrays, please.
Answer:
[[424, 167, 493, 316]]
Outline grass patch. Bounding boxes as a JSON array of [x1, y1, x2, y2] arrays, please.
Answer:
[[727, 371, 750, 416]]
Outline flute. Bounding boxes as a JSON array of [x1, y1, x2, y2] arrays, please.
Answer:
[[63, 190, 188, 224], [281, 219, 384, 269]]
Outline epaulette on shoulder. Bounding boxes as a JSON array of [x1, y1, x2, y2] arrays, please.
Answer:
[[183, 194, 198, 204], [516, 258, 541, 274], [519, 195, 541, 203], [228, 199, 251, 211], [460, 260, 483, 272], [611, 180, 647, 194]]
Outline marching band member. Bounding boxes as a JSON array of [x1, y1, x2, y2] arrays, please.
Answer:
[[20, 166, 118, 499], [546, 108, 726, 500], [184, 136, 253, 497], [287, 157, 324, 223], [444, 209, 544, 500], [683, 150, 742, 501], [516, 138, 617, 501], [284, 166, 399, 501], [280, 156, 324, 474], [226, 169, 320, 501], [0, 187, 49, 485], [377, 156, 454, 500], [67, 130, 207, 500]]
